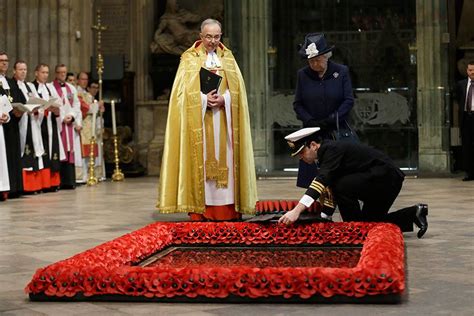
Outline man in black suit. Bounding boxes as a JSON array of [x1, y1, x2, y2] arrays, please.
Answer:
[[279, 127, 429, 238], [456, 61, 474, 181]]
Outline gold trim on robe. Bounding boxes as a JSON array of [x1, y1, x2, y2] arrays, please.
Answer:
[[157, 41, 257, 215]]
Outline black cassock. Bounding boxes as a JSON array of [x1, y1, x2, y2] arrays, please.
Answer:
[[1, 82, 23, 197]]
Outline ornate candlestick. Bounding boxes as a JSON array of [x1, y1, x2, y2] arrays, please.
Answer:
[[111, 100, 124, 181], [86, 110, 98, 186], [112, 135, 124, 181], [86, 136, 98, 186]]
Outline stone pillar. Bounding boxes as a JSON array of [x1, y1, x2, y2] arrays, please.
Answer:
[[416, 0, 450, 175], [135, 101, 168, 176], [129, 0, 156, 173], [38, 0, 50, 64], [74, 0, 94, 73], [231, 0, 271, 174], [48, 0, 59, 69], [129, 0, 154, 103]]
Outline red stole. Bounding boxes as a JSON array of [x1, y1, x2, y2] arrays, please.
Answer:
[[53, 80, 75, 163]]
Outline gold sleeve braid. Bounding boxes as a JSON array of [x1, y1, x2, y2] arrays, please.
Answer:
[[319, 187, 335, 209], [306, 179, 334, 209]]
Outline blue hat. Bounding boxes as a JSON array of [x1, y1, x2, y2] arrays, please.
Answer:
[[298, 33, 334, 59]]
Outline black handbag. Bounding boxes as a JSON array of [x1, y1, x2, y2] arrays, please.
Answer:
[[332, 112, 359, 143]]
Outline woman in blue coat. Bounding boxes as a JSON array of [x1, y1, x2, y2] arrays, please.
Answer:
[[293, 33, 355, 191]]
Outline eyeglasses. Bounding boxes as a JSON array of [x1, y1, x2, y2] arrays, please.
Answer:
[[0, 59, 9, 63], [203, 34, 221, 41]]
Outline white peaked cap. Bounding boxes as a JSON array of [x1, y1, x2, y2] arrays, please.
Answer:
[[285, 127, 321, 156], [285, 127, 321, 142]]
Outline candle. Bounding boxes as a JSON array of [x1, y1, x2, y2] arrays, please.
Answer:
[[111, 100, 117, 135], [91, 110, 97, 138]]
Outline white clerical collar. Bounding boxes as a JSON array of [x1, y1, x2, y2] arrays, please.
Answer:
[[205, 51, 221, 68]]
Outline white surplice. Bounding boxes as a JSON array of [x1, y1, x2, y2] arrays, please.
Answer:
[[0, 95, 12, 191], [17, 80, 45, 170], [201, 52, 235, 206]]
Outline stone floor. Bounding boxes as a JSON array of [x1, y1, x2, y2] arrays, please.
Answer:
[[0, 176, 473, 315]]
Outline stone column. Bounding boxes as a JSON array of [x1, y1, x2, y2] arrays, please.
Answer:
[[74, 0, 93, 73], [134, 101, 168, 176], [130, 0, 154, 102], [48, 0, 59, 69], [129, 0, 156, 173], [231, 0, 271, 174], [3, 0, 18, 63], [57, 0, 70, 65], [38, 0, 50, 64], [416, 0, 450, 175], [16, 0, 29, 60]]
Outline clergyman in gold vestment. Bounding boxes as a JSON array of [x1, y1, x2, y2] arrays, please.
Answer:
[[157, 18, 257, 220]]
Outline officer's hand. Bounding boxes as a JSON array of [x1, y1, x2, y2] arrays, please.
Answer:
[[278, 203, 306, 225]]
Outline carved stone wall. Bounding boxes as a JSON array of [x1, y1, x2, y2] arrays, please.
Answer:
[[0, 0, 93, 78]]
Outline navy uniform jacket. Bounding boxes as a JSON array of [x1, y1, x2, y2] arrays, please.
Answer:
[[304, 141, 419, 233], [293, 60, 354, 131], [305, 140, 405, 202]]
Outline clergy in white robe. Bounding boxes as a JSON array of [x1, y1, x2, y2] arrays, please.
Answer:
[[31, 63, 66, 190], [51, 64, 81, 189], [11, 61, 47, 193], [0, 94, 12, 194], [0, 52, 23, 198]]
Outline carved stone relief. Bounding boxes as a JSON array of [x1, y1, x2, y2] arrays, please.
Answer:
[[150, 0, 224, 55]]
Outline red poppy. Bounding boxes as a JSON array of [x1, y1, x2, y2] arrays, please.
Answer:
[[25, 221, 404, 301]]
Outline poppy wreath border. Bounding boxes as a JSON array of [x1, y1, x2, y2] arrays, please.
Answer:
[[26, 221, 405, 303]]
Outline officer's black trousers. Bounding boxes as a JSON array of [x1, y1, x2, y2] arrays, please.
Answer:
[[332, 168, 415, 232]]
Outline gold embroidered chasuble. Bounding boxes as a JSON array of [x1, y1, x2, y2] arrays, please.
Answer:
[[157, 41, 257, 215]]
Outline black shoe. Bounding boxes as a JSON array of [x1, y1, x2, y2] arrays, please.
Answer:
[[414, 203, 428, 238], [462, 177, 474, 182]]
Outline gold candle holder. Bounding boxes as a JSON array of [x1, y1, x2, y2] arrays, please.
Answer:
[[86, 136, 98, 186], [112, 135, 124, 181]]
